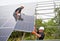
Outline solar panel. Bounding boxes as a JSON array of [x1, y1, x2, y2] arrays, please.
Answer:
[[0, 3, 36, 41], [0, 37, 8, 41], [0, 18, 16, 41], [14, 15, 34, 32], [2, 18, 16, 27], [0, 27, 14, 41], [0, 18, 8, 27]]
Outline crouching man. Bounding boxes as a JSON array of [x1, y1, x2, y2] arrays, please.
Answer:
[[13, 6, 24, 21], [32, 27, 45, 40]]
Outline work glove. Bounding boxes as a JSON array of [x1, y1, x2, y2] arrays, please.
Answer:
[[31, 30, 36, 34]]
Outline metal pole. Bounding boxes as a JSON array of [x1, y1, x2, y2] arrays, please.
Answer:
[[21, 32, 26, 40], [53, 0, 56, 16], [34, 3, 38, 39]]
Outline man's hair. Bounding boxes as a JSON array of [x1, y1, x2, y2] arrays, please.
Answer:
[[21, 6, 24, 8]]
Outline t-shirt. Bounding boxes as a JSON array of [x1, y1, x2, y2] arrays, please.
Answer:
[[37, 31, 45, 40], [13, 7, 22, 16], [15, 7, 22, 13]]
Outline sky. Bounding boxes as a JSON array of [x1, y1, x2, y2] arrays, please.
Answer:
[[0, 0, 59, 22], [0, 0, 52, 6]]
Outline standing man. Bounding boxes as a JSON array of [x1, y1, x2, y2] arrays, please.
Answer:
[[32, 27, 45, 40], [13, 6, 24, 21]]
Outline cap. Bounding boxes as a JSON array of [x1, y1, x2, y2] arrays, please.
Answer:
[[39, 27, 44, 30]]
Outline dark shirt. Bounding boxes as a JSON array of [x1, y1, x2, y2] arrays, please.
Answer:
[[37, 31, 45, 40], [15, 7, 22, 13], [13, 7, 22, 16]]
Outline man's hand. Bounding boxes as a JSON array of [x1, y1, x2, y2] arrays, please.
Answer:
[[32, 30, 41, 38], [32, 25, 41, 38], [32, 30, 36, 34]]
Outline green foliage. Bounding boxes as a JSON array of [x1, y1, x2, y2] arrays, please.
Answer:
[[54, 7, 60, 25], [35, 19, 60, 39]]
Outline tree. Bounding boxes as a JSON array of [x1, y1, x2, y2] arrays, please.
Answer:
[[54, 7, 60, 25]]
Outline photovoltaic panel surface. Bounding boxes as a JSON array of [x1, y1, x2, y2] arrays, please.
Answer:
[[0, 27, 14, 41], [14, 15, 34, 32]]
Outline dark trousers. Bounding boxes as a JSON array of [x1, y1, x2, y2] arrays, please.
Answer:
[[13, 14, 17, 21]]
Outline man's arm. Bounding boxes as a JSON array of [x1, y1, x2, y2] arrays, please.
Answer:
[[15, 10, 19, 19], [15, 10, 19, 15], [32, 31, 41, 38], [35, 32, 41, 38], [32, 25, 41, 38]]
